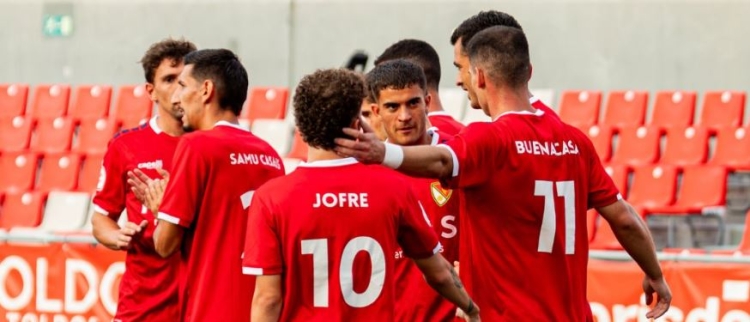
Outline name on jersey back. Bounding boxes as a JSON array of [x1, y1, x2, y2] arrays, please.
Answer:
[[313, 193, 369, 208], [230, 153, 281, 170], [515, 140, 579, 156]]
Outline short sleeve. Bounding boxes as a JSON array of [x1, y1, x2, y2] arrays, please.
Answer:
[[157, 137, 207, 228], [92, 139, 126, 221], [584, 137, 621, 209], [397, 186, 441, 260], [242, 191, 283, 276], [440, 123, 506, 189]]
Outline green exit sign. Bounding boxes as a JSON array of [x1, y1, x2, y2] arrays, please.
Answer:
[[43, 14, 73, 37]]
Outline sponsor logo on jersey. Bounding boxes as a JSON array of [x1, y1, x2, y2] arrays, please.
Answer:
[[137, 159, 163, 169], [430, 182, 452, 207]]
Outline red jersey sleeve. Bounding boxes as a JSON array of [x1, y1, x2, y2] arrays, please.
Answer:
[[157, 137, 207, 228], [242, 191, 283, 276], [439, 123, 507, 189], [583, 136, 622, 209], [92, 139, 126, 221], [397, 187, 441, 260]]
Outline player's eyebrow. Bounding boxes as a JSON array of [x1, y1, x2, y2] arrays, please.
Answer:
[[453, 61, 461, 68], [407, 97, 421, 105]]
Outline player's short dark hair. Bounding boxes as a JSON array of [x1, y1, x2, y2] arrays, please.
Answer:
[[466, 26, 531, 88], [450, 11, 523, 51], [183, 49, 248, 116], [293, 69, 366, 151], [140, 38, 197, 84], [365, 59, 426, 103], [374, 39, 441, 90]]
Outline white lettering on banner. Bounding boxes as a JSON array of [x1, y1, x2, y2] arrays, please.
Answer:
[[5, 312, 99, 322], [0, 256, 34, 310], [37, 259, 63, 312], [229, 153, 282, 170], [0, 256, 125, 317], [514, 140, 579, 156], [590, 292, 750, 322]]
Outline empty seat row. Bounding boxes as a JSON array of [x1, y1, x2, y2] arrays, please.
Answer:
[[0, 84, 290, 127], [559, 90, 747, 131], [0, 152, 102, 194], [0, 116, 116, 155], [587, 125, 750, 169]]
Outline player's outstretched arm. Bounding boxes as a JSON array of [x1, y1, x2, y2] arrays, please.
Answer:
[[335, 121, 454, 180], [413, 254, 480, 321], [153, 220, 184, 258], [251, 275, 282, 322], [92, 214, 147, 251], [597, 200, 672, 319]]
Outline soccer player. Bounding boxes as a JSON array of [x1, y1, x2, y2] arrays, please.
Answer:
[[242, 68, 479, 322], [335, 26, 671, 321], [450, 10, 559, 119], [360, 94, 387, 141], [375, 39, 465, 136], [90, 38, 195, 322], [153, 49, 285, 322], [367, 59, 460, 322]]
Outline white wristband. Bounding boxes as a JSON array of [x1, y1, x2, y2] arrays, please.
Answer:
[[382, 143, 404, 169]]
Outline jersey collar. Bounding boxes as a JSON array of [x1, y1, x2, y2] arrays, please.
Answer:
[[298, 158, 358, 168], [491, 97, 546, 122], [149, 117, 162, 134], [214, 120, 248, 131]]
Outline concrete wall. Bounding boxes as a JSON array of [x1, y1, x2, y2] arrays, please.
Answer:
[[1, 0, 748, 105]]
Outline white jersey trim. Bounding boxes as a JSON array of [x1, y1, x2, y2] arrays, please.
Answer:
[[93, 204, 110, 216], [432, 242, 443, 255], [426, 127, 440, 146], [529, 96, 540, 104], [427, 111, 452, 117], [215, 120, 249, 132], [298, 157, 358, 168], [437, 144, 459, 178], [242, 267, 264, 276], [492, 107, 545, 122], [157, 212, 181, 225], [149, 117, 162, 134]]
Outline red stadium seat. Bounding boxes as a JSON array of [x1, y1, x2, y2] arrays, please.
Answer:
[[30, 117, 75, 154], [74, 118, 118, 155], [660, 126, 710, 166], [286, 129, 308, 161], [0, 152, 39, 193], [0, 116, 33, 153], [36, 153, 81, 193], [558, 90, 601, 130], [78, 153, 104, 193], [709, 126, 750, 170], [245, 87, 288, 124], [69, 85, 112, 122], [113, 85, 153, 129], [663, 165, 727, 214], [627, 165, 678, 213], [603, 164, 629, 197], [649, 91, 696, 129], [697, 91, 745, 131], [601, 90, 648, 129], [0, 191, 45, 229], [610, 126, 661, 167], [0, 84, 29, 119], [586, 125, 613, 162], [589, 217, 622, 250], [29, 84, 71, 120]]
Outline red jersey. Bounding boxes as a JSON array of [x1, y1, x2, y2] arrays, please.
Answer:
[[531, 95, 558, 118], [92, 117, 180, 322], [441, 109, 620, 321], [242, 158, 440, 322], [157, 121, 285, 322], [394, 128, 459, 322], [428, 111, 465, 136]]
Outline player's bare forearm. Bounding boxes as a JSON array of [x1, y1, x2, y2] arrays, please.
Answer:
[[396, 145, 455, 181], [414, 254, 478, 318], [153, 220, 184, 258], [252, 275, 283, 322], [597, 200, 663, 279], [91, 213, 122, 250]]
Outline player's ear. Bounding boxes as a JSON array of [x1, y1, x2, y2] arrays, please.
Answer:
[[371, 103, 381, 117], [528, 63, 534, 82], [424, 92, 432, 109], [145, 83, 156, 102], [352, 117, 361, 130], [476, 68, 487, 90], [201, 79, 214, 104]]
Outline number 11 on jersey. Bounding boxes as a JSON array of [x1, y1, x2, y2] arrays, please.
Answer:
[[535, 180, 576, 254]]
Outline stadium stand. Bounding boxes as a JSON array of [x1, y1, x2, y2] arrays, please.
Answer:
[[30, 117, 75, 154], [251, 119, 293, 156], [29, 84, 71, 121], [0, 83, 29, 118], [0, 116, 33, 153], [649, 91, 697, 129], [660, 126, 710, 166], [244, 87, 288, 125], [601, 90, 648, 129], [112, 85, 153, 129], [558, 90, 601, 130], [286, 129, 308, 161], [69, 85, 113, 122], [697, 90, 745, 131], [610, 125, 661, 167], [74, 118, 119, 155], [586, 125, 614, 162]]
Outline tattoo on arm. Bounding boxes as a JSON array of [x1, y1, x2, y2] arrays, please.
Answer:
[[450, 267, 464, 289]]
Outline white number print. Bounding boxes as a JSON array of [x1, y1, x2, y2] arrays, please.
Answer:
[[301, 237, 386, 308], [534, 180, 576, 254]]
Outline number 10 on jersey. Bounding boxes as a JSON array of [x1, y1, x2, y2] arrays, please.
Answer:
[[535, 180, 576, 254]]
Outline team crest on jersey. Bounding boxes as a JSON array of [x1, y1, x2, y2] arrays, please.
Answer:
[[430, 182, 452, 207]]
